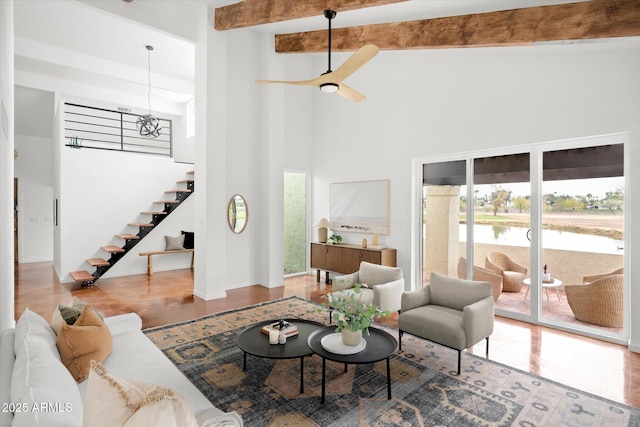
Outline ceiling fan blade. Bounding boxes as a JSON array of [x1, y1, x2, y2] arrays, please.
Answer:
[[330, 44, 379, 82], [336, 84, 366, 102], [256, 77, 321, 86]]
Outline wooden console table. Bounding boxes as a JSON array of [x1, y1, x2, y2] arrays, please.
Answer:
[[310, 243, 397, 284]]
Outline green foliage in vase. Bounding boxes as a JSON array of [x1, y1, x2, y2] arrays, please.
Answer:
[[319, 283, 390, 335], [328, 233, 343, 245]]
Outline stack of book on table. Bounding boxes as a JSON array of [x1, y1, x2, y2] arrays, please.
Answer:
[[260, 320, 298, 337]]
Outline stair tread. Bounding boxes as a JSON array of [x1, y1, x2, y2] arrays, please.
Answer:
[[129, 222, 154, 227], [154, 200, 179, 204], [101, 245, 125, 253], [70, 271, 93, 281], [177, 179, 194, 183], [165, 189, 192, 193], [116, 234, 140, 240], [87, 258, 110, 267], [187, 171, 194, 174], [141, 211, 167, 215]]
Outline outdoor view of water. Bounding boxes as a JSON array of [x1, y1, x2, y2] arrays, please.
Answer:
[[461, 224, 623, 255]]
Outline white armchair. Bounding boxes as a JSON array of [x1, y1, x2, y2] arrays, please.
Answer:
[[329, 262, 404, 322]]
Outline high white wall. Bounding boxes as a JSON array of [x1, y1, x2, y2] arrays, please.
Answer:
[[14, 134, 54, 262], [193, 13, 318, 297], [223, 31, 261, 289], [308, 41, 640, 349], [0, 0, 14, 331], [193, 7, 269, 298]]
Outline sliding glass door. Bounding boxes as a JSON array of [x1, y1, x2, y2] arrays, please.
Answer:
[[540, 145, 625, 334], [418, 136, 627, 342], [422, 160, 466, 280], [473, 153, 531, 318]]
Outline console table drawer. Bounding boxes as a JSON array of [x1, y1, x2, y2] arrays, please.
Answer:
[[310, 243, 396, 284]]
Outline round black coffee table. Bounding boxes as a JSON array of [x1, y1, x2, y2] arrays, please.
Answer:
[[236, 319, 323, 393], [307, 326, 397, 403]]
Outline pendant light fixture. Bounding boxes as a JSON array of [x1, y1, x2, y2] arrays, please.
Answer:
[[136, 45, 162, 138]]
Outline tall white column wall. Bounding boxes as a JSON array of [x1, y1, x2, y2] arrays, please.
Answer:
[[193, 3, 227, 300], [0, 0, 14, 330]]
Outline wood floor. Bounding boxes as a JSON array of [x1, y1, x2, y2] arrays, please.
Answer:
[[14, 262, 640, 409]]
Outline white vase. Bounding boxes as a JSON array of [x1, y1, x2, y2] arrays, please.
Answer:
[[341, 328, 363, 346]]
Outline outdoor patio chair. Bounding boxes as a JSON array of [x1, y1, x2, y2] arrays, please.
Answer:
[[484, 251, 527, 292], [398, 272, 494, 375], [457, 257, 503, 301], [583, 267, 623, 284], [564, 273, 623, 328]]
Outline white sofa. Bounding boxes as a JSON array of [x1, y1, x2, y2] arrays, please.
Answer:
[[0, 309, 242, 427]]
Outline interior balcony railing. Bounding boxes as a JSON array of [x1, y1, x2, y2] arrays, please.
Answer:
[[64, 102, 173, 157]]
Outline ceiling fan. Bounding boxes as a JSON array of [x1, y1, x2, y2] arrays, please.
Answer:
[[256, 10, 379, 102]]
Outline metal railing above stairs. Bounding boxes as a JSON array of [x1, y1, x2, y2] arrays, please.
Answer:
[[64, 103, 173, 157]]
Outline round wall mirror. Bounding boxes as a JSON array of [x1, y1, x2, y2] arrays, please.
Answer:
[[228, 194, 248, 234]]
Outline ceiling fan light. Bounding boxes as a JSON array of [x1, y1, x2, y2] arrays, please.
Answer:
[[320, 82, 339, 93]]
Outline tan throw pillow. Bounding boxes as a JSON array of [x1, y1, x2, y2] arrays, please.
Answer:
[[56, 304, 112, 382], [165, 235, 185, 251], [84, 361, 199, 427]]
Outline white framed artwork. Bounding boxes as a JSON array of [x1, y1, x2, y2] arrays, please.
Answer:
[[330, 179, 390, 235]]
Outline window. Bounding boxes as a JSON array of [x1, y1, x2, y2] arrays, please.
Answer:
[[284, 172, 307, 275]]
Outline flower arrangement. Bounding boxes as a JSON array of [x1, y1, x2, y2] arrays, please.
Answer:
[[320, 283, 390, 335]]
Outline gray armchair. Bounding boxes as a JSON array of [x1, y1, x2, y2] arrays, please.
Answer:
[[398, 272, 494, 375], [329, 261, 404, 322]]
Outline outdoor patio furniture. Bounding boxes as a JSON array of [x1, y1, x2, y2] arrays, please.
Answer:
[[457, 257, 503, 301], [484, 252, 528, 293], [564, 273, 623, 328], [583, 267, 623, 284]]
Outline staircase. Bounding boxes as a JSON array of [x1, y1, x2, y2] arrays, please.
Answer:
[[70, 171, 194, 287]]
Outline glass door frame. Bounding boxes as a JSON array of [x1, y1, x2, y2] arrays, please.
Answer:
[[412, 132, 630, 345]]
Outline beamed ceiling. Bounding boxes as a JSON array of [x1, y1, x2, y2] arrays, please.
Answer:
[[214, 0, 640, 53]]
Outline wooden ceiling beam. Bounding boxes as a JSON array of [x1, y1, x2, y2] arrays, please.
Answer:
[[214, 0, 407, 31], [275, 0, 640, 53]]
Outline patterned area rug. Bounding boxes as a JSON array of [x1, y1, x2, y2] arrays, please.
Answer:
[[144, 297, 639, 426]]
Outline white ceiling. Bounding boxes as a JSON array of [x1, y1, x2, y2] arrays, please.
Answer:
[[14, 0, 196, 98], [13, 0, 586, 102], [9, 0, 604, 137], [245, 0, 584, 34]]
